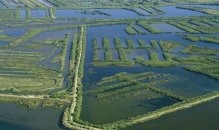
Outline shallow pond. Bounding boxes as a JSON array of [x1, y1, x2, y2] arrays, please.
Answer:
[[20, 10, 26, 19], [159, 6, 205, 17], [0, 103, 67, 130], [2, 28, 27, 37]]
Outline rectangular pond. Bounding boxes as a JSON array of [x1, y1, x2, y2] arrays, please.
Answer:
[[80, 24, 219, 124]]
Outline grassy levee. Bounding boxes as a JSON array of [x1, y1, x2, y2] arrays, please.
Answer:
[[0, 94, 69, 109], [105, 91, 219, 129], [114, 37, 122, 48], [96, 78, 175, 99], [126, 39, 134, 49], [182, 45, 218, 55], [49, 7, 56, 19], [10, 25, 79, 47], [87, 71, 183, 100], [0, 9, 20, 20], [104, 49, 113, 61], [102, 37, 110, 49], [97, 72, 153, 86], [62, 26, 102, 130], [125, 25, 138, 35], [138, 39, 147, 48], [25, 7, 31, 19], [88, 72, 155, 94], [146, 85, 185, 101], [177, 6, 219, 15], [118, 48, 128, 62], [185, 35, 219, 44], [168, 21, 200, 33], [69, 33, 79, 73], [174, 55, 215, 64], [102, 37, 113, 61], [159, 41, 180, 52], [185, 64, 219, 81], [61, 33, 70, 74], [10, 29, 43, 47], [93, 61, 134, 67], [150, 40, 159, 48], [137, 21, 160, 33], [19, 0, 46, 8], [143, 51, 179, 67], [93, 38, 99, 61]]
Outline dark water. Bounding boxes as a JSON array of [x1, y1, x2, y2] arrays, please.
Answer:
[[0, 41, 8, 45], [125, 98, 219, 130], [0, 103, 68, 130], [80, 25, 219, 124]]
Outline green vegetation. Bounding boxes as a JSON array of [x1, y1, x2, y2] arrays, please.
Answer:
[[177, 6, 219, 15], [186, 64, 219, 81], [0, 95, 68, 109], [126, 39, 134, 49], [138, 39, 147, 48], [114, 37, 122, 48], [104, 49, 113, 61], [87, 72, 182, 100], [159, 41, 180, 52], [182, 45, 218, 55], [124, 24, 146, 35], [25, 7, 31, 19], [185, 35, 219, 44], [168, 21, 200, 33], [102, 37, 113, 61], [0, 1, 219, 130], [137, 21, 160, 33], [118, 48, 128, 62], [125, 25, 138, 35], [102, 37, 110, 49], [10, 29, 43, 47], [49, 7, 56, 19], [149, 51, 159, 61], [174, 55, 215, 64], [150, 40, 159, 48], [93, 38, 99, 61], [106, 91, 219, 129], [142, 51, 179, 67], [62, 26, 98, 130], [0, 9, 18, 20]]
